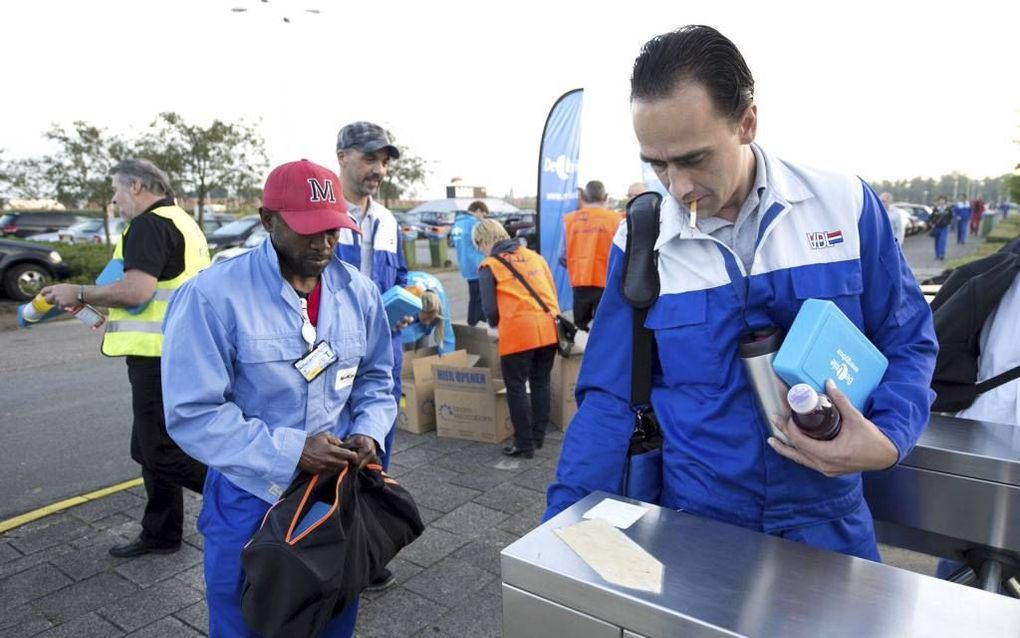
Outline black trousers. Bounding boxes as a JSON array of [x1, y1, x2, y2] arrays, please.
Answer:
[[499, 345, 556, 451], [126, 356, 207, 545], [467, 278, 484, 326], [572, 286, 605, 331]]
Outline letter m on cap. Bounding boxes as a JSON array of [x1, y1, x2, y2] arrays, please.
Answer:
[[307, 178, 336, 203]]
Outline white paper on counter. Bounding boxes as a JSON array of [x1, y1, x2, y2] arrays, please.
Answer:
[[582, 497, 649, 529], [555, 518, 663, 593]]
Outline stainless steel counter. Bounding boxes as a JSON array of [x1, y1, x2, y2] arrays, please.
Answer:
[[865, 414, 1020, 560], [900, 413, 1020, 486], [502, 492, 1020, 638]]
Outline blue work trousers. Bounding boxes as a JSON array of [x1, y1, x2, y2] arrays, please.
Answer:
[[933, 226, 949, 259], [198, 470, 359, 637], [956, 217, 968, 243]]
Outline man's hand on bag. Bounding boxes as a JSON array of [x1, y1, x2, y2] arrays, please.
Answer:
[[394, 315, 414, 330], [298, 432, 358, 474], [343, 434, 380, 469], [768, 379, 899, 477]]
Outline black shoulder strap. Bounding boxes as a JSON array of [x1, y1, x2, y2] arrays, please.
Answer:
[[491, 253, 553, 315], [975, 365, 1020, 395], [622, 192, 662, 409]]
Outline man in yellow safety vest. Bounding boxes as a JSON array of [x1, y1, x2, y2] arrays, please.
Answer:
[[42, 158, 210, 558]]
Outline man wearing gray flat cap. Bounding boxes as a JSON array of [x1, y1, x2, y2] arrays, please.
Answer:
[[335, 121, 409, 592]]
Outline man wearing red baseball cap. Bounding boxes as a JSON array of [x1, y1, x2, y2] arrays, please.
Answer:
[[162, 159, 398, 636]]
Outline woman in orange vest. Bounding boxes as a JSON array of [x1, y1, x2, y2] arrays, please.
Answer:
[[473, 219, 559, 459]]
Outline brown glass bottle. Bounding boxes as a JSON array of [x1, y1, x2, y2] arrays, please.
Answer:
[[786, 384, 841, 441]]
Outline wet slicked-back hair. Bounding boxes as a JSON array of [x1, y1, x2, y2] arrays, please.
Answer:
[[631, 25, 755, 122]]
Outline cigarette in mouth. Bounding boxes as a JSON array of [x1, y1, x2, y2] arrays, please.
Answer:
[[689, 199, 697, 228]]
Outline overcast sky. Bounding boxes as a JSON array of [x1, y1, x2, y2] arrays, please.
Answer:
[[2, 0, 1017, 200]]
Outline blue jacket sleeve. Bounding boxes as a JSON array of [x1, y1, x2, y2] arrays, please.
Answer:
[[544, 244, 638, 521], [161, 281, 306, 486], [857, 182, 937, 462], [346, 286, 398, 451]]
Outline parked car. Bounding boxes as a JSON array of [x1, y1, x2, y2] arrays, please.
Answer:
[[205, 215, 261, 252], [893, 202, 934, 236], [210, 226, 268, 265], [419, 211, 456, 242], [201, 213, 235, 235], [894, 202, 932, 224], [406, 198, 522, 246], [57, 217, 126, 244], [502, 212, 537, 249], [0, 211, 87, 238], [0, 237, 72, 301], [24, 230, 64, 242], [394, 211, 425, 240]]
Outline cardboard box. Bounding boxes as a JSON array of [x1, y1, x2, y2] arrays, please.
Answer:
[[433, 357, 513, 443], [550, 341, 585, 430], [452, 322, 501, 373], [401, 346, 437, 377], [398, 349, 468, 434]]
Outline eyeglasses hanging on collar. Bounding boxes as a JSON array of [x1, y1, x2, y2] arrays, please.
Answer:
[[299, 298, 316, 351]]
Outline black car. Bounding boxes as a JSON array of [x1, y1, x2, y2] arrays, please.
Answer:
[[503, 212, 537, 249], [204, 215, 262, 252], [0, 238, 72, 301], [0, 211, 86, 238]]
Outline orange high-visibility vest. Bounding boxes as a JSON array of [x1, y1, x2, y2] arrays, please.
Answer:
[[481, 247, 560, 356], [563, 207, 622, 288]]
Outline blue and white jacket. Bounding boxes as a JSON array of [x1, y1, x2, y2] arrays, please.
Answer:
[[546, 146, 937, 532], [336, 198, 409, 383], [162, 238, 396, 504], [336, 198, 408, 302]]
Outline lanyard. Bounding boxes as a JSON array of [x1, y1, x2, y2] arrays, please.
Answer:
[[298, 297, 316, 351]]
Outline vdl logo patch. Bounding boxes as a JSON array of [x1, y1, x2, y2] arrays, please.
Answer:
[[807, 230, 844, 250], [439, 404, 455, 419]]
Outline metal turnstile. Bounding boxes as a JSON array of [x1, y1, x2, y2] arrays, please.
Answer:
[[502, 490, 1020, 637], [502, 414, 1020, 636], [864, 413, 1020, 592]]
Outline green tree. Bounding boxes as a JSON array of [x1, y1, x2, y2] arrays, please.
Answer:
[[378, 134, 427, 207], [0, 151, 53, 205], [40, 121, 128, 244], [139, 112, 268, 226], [1008, 165, 1020, 204]]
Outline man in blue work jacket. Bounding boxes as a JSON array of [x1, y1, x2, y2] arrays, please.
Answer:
[[545, 26, 937, 561], [335, 122, 408, 467], [163, 160, 396, 637], [335, 121, 409, 592]]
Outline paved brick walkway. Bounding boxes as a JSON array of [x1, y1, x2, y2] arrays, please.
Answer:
[[0, 428, 565, 637]]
